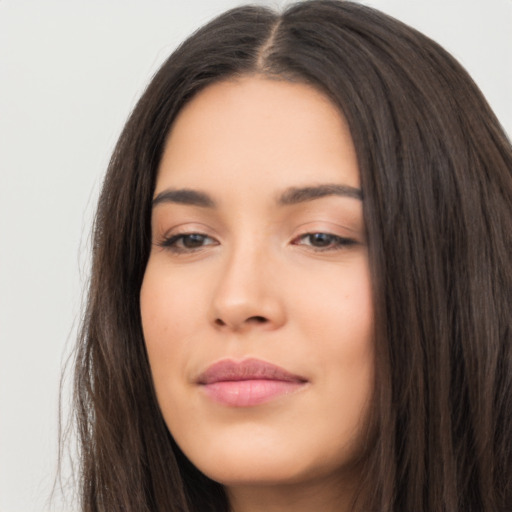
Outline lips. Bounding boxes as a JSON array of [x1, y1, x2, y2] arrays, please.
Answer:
[[197, 358, 308, 407]]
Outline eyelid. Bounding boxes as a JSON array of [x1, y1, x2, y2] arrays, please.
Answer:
[[154, 222, 220, 253], [291, 219, 361, 238], [291, 231, 358, 251], [156, 221, 215, 240], [157, 232, 219, 254]]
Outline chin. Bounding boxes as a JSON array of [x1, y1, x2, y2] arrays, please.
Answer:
[[177, 427, 364, 490], [201, 456, 306, 487]]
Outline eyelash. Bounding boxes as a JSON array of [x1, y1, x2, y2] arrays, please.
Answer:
[[291, 233, 357, 252], [157, 232, 357, 254], [158, 233, 218, 253]]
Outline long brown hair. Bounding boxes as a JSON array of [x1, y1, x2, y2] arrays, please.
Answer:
[[72, 1, 512, 510]]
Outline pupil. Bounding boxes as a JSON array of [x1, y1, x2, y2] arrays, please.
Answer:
[[183, 234, 205, 248], [311, 233, 331, 246]]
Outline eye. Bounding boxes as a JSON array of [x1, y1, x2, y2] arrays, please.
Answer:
[[158, 233, 218, 253], [293, 232, 356, 251]]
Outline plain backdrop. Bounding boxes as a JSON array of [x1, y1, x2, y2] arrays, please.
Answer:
[[0, 1, 510, 510]]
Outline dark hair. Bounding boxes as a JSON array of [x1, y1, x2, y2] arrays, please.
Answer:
[[72, 1, 512, 511]]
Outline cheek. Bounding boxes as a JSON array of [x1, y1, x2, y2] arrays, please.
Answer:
[[141, 258, 205, 340], [140, 264, 198, 395], [277, 259, 375, 454], [292, 257, 374, 355], [141, 274, 172, 363], [298, 261, 374, 425]]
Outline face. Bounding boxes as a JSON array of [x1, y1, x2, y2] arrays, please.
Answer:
[[140, 76, 374, 493]]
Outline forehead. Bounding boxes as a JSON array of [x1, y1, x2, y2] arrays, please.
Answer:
[[156, 75, 360, 195]]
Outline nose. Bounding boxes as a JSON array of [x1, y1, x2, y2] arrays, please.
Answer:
[[210, 245, 286, 332]]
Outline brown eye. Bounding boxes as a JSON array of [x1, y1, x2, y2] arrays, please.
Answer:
[[294, 233, 356, 251], [307, 233, 335, 247], [180, 234, 210, 248], [159, 233, 218, 253]]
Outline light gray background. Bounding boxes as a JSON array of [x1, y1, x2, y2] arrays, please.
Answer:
[[1, 1, 511, 510]]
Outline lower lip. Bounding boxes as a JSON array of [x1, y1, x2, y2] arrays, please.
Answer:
[[201, 379, 305, 407]]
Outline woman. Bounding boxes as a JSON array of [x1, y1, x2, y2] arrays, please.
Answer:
[[72, 1, 512, 511]]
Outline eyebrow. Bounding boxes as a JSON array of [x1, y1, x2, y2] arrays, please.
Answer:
[[152, 183, 362, 209], [277, 184, 363, 204], [152, 188, 216, 208]]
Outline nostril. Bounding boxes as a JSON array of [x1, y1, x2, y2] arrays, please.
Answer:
[[214, 316, 268, 327], [248, 316, 268, 323]]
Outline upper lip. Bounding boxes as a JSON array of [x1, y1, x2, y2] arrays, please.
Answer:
[[197, 358, 307, 385]]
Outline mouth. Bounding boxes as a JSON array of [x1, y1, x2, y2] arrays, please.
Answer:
[[196, 358, 308, 407]]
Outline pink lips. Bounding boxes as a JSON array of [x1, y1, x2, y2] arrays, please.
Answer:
[[197, 358, 308, 407]]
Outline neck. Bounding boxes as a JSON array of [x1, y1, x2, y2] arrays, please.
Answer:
[[226, 472, 359, 512]]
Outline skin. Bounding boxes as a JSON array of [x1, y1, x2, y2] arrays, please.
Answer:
[[140, 76, 374, 512]]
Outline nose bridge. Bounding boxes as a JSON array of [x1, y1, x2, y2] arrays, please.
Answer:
[[211, 236, 284, 330]]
